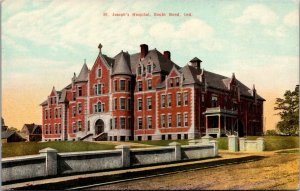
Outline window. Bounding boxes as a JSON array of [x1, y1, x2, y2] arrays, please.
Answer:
[[94, 102, 104, 113], [211, 96, 218, 107], [78, 121, 82, 131], [201, 94, 205, 104], [58, 124, 61, 134], [94, 84, 102, 95], [138, 66, 142, 75], [147, 117, 152, 129], [112, 118, 116, 129], [120, 117, 125, 129], [128, 81, 131, 91], [97, 68, 102, 78], [48, 109, 51, 119], [72, 106, 76, 117], [78, 87, 82, 96], [138, 81, 142, 91], [175, 78, 180, 86], [114, 80, 118, 91], [138, 98, 142, 111], [120, 80, 125, 91], [137, 118, 142, 129], [147, 98, 152, 110], [72, 122, 76, 133], [161, 115, 165, 128], [120, 98, 126, 110], [72, 92, 76, 101], [44, 110, 47, 120], [147, 79, 152, 90], [169, 79, 174, 87], [168, 94, 172, 107], [184, 92, 188, 106], [50, 98, 53, 104], [176, 93, 181, 106], [78, 103, 82, 114], [48, 124, 51, 134], [161, 94, 165, 108], [58, 108, 61, 118], [177, 113, 181, 127], [88, 121, 90, 131], [168, 114, 172, 127], [54, 97, 57, 104], [114, 98, 117, 110], [184, 113, 188, 127], [54, 109, 57, 118], [147, 64, 152, 73], [128, 99, 132, 110]]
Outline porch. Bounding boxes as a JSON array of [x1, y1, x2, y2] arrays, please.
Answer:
[[203, 107, 238, 138]]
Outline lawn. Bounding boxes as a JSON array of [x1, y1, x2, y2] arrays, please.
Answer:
[[132, 136, 299, 151], [2, 141, 116, 158]]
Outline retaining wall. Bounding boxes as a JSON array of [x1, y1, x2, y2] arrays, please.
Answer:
[[2, 140, 218, 183]]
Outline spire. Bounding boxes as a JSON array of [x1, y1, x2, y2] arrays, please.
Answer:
[[232, 72, 235, 79], [98, 43, 103, 53], [76, 62, 89, 82]]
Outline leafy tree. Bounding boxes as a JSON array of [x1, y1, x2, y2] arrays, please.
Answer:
[[274, 85, 299, 136]]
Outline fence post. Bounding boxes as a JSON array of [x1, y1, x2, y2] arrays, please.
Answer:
[[115, 145, 131, 168], [257, 137, 265, 152], [228, 135, 239, 152], [239, 137, 246, 151], [169, 142, 181, 161], [209, 140, 218, 156], [39, 148, 58, 176]]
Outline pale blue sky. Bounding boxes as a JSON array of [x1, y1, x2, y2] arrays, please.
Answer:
[[2, 0, 299, 129]]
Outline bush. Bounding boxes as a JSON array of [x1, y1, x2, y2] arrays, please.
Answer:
[[265, 130, 278, 136]]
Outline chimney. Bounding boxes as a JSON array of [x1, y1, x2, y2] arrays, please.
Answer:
[[163, 51, 171, 60], [140, 44, 148, 59], [189, 57, 202, 71]]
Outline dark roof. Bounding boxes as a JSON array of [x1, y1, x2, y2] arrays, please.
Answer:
[[23, 123, 42, 134], [75, 63, 89, 82], [112, 51, 132, 76], [190, 57, 202, 62], [180, 65, 201, 85], [2, 130, 15, 139]]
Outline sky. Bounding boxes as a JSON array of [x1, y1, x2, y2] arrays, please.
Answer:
[[1, 0, 299, 130]]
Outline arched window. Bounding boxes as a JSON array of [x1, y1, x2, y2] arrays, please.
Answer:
[[96, 67, 102, 78], [94, 102, 104, 113]]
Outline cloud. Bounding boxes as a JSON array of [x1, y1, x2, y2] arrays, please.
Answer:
[[129, 25, 144, 37], [284, 10, 299, 27], [149, 19, 222, 51], [231, 4, 277, 25], [263, 25, 286, 38]]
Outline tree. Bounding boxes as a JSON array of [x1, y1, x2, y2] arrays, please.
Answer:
[[274, 85, 299, 136], [265, 130, 278, 136]]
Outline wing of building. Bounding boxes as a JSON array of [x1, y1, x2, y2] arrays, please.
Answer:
[[40, 44, 265, 142]]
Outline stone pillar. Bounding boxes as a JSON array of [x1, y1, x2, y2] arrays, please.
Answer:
[[169, 142, 181, 161], [239, 137, 246, 151], [115, 145, 130, 168], [209, 140, 218, 157], [39, 148, 58, 176], [202, 135, 213, 144], [257, 137, 265, 152], [228, 135, 238, 152]]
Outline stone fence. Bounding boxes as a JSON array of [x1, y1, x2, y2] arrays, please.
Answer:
[[2, 140, 218, 184], [228, 136, 265, 152]]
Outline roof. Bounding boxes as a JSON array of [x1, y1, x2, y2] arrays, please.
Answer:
[[2, 130, 15, 139], [190, 57, 202, 62], [23, 123, 42, 134], [112, 51, 132, 76], [181, 65, 201, 85], [75, 63, 89, 82]]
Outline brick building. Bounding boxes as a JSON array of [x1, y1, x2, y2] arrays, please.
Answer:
[[40, 44, 265, 141]]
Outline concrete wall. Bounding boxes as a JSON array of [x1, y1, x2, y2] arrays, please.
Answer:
[[58, 150, 122, 174], [2, 141, 218, 183], [2, 155, 46, 182], [239, 137, 264, 152], [130, 147, 175, 166]]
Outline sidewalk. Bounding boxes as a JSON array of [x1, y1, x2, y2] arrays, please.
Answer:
[[2, 151, 266, 190]]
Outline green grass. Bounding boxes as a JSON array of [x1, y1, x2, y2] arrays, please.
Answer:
[[276, 149, 299, 154], [132, 136, 299, 151], [2, 141, 116, 158], [131, 139, 189, 146]]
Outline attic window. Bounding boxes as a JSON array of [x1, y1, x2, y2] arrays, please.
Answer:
[[175, 78, 180, 86], [138, 66, 142, 75], [147, 64, 152, 73], [97, 68, 102, 78]]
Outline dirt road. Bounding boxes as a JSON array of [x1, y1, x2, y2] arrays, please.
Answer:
[[88, 151, 299, 190]]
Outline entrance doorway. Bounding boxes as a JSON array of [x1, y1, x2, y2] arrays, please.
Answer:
[[95, 119, 104, 135]]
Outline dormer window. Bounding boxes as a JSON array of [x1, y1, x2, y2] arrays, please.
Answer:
[[97, 68, 102, 78], [138, 65, 142, 75], [147, 64, 152, 73], [175, 78, 180, 86], [147, 79, 152, 90], [120, 80, 125, 91], [78, 87, 82, 96], [169, 79, 174, 87]]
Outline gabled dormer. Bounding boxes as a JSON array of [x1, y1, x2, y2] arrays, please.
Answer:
[[166, 65, 181, 88]]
